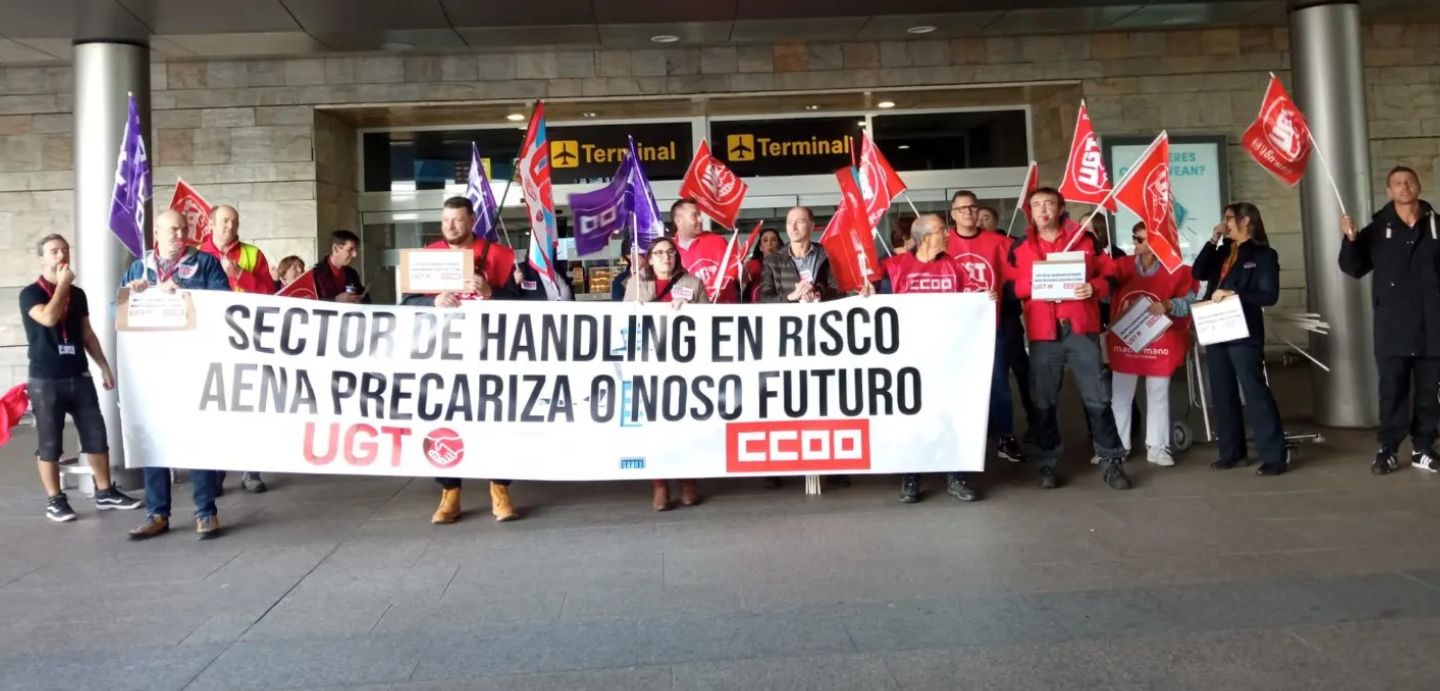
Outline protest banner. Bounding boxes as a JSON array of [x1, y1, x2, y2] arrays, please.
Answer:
[[117, 292, 994, 480]]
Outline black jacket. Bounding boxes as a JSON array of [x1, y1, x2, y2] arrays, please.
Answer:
[[759, 244, 840, 303], [1192, 238, 1280, 346], [312, 260, 370, 304], [1339, 200, 1440, 358]]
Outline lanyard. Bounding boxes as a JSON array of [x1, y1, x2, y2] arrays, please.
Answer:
[[651, 278, 677, 303], [1219, 244, 1240, 283], [36, 277, 70, 343]]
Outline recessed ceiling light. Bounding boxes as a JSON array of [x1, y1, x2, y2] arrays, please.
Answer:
[[380, 41, 414, 51], [907, 25, 938, 35], [857, 120, 867, 127], [581, 111, 598, 118], [506, 113, 525, 122], [897, 144, 911, 150], [804, 104, 820, 111], [877, 100, 896, 109], [650, 34, 680, 43]]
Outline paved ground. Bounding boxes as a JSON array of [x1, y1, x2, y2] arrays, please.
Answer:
[[3, 366, 1440, 690]]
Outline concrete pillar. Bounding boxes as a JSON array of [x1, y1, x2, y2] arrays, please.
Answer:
[[1289, 1, 1378, 428], [73, 41, 149, 476]]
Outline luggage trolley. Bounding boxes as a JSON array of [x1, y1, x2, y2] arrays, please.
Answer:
[[1175, 330, 1323, 464]]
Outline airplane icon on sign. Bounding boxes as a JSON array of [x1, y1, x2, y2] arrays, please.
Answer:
[[726, 134, 755, 162], [551, 140, 580, 168]]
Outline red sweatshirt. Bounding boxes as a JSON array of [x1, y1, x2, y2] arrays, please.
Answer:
[[1009, 218, 1113, 341]]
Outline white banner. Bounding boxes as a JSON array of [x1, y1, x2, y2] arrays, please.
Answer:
[[117, 292, 995, 481]]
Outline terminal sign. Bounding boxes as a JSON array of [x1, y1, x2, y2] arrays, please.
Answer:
[[710, 117, 865, 176], [546, 122, 692, 184]]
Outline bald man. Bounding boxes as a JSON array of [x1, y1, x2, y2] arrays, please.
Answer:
[[199, 205, 275, 295], [121, 209, 233, 541]]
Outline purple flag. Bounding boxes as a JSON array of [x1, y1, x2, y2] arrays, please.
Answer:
[[627, 137, 665, 253], [107, 93, 149, 258], [567, 155, 635, 257], [464, 143, 500, 242]]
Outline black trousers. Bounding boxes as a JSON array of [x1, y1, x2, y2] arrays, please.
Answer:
[[1377, 356, 1440, 453], [436, 478, 511, 490], [1206, 343, 1285, 464], [1029, 331, 1126, 469], [1002, 315, 1035, 431]]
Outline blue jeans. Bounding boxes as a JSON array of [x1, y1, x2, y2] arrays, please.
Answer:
[[990, 328, 1014, 438], [143, 467, 219, 519]]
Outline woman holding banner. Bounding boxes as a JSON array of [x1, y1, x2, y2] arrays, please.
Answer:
[[1106, 222, 1197, 468], [1192, 203, 1286, 476], [624, 236, 709, 510]]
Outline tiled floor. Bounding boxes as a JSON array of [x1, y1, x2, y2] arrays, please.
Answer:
[[2, 367, 1439, 690]]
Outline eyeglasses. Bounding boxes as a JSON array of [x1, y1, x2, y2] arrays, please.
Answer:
[[950, 205, 977, 212], [649, 249, 678, 258]]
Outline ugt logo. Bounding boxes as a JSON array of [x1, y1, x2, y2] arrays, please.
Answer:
[[1072, 133, 1108, 193], [1263, 98, 1307, 163]]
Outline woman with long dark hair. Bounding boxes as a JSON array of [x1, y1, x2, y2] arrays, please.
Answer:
[[745, 227, 782, 303], [1191, 202, 1287, 475], [624, 236, 709, 509]]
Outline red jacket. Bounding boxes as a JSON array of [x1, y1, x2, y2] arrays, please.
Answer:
[[426, 237, 517, 299], [676, 232, 739, 303], [199, 238, 275, 295], [1009, 217, 1113, 341]]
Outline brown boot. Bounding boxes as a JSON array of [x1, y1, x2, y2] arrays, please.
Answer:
[[652, 480, 672, 511], [127, 515, 169, 541], [679, 480, 699, 507], [431, 487, 461, 524], [490, 482, 519, 522]]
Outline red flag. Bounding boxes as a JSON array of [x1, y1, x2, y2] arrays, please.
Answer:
[[1011, 161, 1040, 230], [169, 178, 212, 245], [1242, 74, 1312, 187], [679, 139, 748, 229], [721, 220, 764, 285], [0, 383, 29, 448], [823, 169, 882, 293], [1058, 102, 1116, 212], [276, 269, 319, 300], [1112, 132, 1183, 273], [858, 135, 907, 230]]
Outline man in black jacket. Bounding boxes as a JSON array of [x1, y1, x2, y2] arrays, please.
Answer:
[[759, 206, 840, 303], [1340, 166, 1440, 475]]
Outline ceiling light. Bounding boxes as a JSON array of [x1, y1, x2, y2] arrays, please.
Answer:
[[804, 104, 820, 111], [897, 144, 911, 150], [380, 41, 414, 51], [506, 113, 525, 122], [650, 34, 680, 43], [857, 120, 867, 127], [907, 25, 938, 35], [581, 111, 598, 118], [877, 100, 896, 109]]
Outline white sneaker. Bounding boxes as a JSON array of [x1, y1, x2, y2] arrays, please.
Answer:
[[1147, 447, 1175, 467], [1412, 449, 1439, 472]]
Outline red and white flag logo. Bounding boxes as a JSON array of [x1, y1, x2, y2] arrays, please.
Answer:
[[168, 178, 212, 245], [1113, 132, 1183, 274], [1058, 102, 1116, 211], [680, 139, 748, 229], [858, 135, 908, 230], [1242, 75, 1312, 187]]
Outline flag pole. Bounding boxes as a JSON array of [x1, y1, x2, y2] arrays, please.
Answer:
[[631, 209, 642, 304], [1304, 130, 1349, 218], [491, 156, 523, 266], [711, 223, 740, 302]]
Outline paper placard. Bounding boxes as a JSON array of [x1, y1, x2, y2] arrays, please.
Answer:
[[399, 249, 473, 294], [1192, 298, 1250, 346], [1031, 261, 1087, 301], [116, 288, 196, 331], [1111, 296, 1172, 353]]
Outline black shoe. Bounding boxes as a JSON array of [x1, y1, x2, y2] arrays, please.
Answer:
[[1411, 448, 1439, 473], [1372, 449, 1399, 476], [945, 475, 981, 502], [830, 474, 852, 488], [93, 485, 142, 510], [46, 493, 77, 523], [241, 472, 267, 494], [1211, 457, 1248, 470], [1256, 462, 1286, 476], [1102, 459, 1132, 490], [763, 477, 784, 489], [898, 475, 921, 503], [997, 435, 1024, 463], [1038, 467, 1059, 490]]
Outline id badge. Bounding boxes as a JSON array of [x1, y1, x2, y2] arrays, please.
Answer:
[[521, 280, 537, 291], [672, 286, 695, 301], [57, 344, 76, 356]]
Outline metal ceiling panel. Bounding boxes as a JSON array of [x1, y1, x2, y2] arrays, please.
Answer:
[[0, 0, 151, 40], [1110, 1, 1277, 29], [986, 5, 1145, 33], [116, 0, 302, 35], [591, 0, 738, 24], [1361, 0, 1440, 20], [454, 24, 600, 49], [854, 12, 1006, 39], [729, 16, 870, 42], [0, 37, 63, 63], [149, 35, 200, 58], [283, 0, 452, 32], [440, 0, 594, 27], [159, 32, 324, 57], [596, 22, 735, 47], [7, 38, 71, 61]]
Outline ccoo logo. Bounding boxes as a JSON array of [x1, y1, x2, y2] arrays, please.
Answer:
[[1262, 97, 1306, 162], [422, 428, 465, 469]]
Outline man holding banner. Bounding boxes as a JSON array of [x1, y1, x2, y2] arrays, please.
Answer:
[[1340, 166, 1440, 475], [401, 196, 527, 524], [123, 209, 232, 540], [1010, 189, 1132, 491], [759, 207, 838, 304]]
